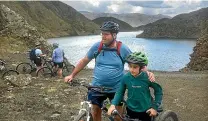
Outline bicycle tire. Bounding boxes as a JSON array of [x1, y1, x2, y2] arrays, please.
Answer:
[[157, 110, 178, 121], [16, 63, 33, 74], [73, 110, 88, 121], [2, 70, 19, 80], [36, 67, 52, 78]]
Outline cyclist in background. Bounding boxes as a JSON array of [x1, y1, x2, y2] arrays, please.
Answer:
[[108, 52, 163, 121], [30, 43, 46, 73], [52, 43, 64, 78]]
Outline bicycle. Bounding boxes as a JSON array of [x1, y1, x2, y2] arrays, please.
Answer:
[[71, 81, 115, 121], [16, 50, 38, 74], [16, 59, 37, 74], [111, 108, 178, 121], [0, 59, 19, 80], [36, 57, 75, 78]]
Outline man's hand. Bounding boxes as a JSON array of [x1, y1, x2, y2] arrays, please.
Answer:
[[141, 66, 155, 82], [146, 108, 157, 117], [147, 71, 155, 82], [64, 74, 74, 83], [107, 105, 116, 116]]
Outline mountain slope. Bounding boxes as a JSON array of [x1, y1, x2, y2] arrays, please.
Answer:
[[80, 11, 170, 27], [0, 4, 50, 57], [0, 1, 99, 38], [186, 20, 208, 70], [136, 7, 208, 39], [92, 17, 134, 32]]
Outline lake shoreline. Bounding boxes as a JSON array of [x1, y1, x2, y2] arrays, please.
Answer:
[[48, 31, 196, 71]]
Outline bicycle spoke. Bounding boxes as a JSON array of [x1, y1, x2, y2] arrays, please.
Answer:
[[16, 63, 32, 74]]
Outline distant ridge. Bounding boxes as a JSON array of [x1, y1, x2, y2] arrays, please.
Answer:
[[136, 7, 208, 39], [93, 17, 134, 32], [80, 11, 170, 27]]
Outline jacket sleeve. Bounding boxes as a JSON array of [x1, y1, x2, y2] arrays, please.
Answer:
[[111, 77, 126, 105], [149, 82, 163, 110]]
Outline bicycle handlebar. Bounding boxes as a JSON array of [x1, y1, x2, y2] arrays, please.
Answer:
[[69, 80, 113, 92], [87, 85, 113, 92], [111, 109, 141, 121]]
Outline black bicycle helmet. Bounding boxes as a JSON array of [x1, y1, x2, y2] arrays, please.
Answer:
[[125, 52, 148, 66], [53, 43, 59, 48], [100, 21, 119, 34]]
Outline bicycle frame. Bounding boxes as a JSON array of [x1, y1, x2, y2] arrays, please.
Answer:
[[73, 83, 114, 121], [76, 100, 92, 121]]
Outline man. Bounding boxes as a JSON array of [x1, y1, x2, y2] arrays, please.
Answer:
[[52, 43, 64, 78], [64, 21, 155, 121]]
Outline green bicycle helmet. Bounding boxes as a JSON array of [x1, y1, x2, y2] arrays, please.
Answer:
[[125, 52, 148, 66]]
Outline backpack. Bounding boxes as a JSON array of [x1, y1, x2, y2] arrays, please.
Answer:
[[94, 41, 124, 64], [29, 48, 36, 60]]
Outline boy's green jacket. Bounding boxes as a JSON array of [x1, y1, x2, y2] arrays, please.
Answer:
[[112, 72, 163, 112]]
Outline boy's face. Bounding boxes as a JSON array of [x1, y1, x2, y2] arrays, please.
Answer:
[[128, 63, 140, 77]]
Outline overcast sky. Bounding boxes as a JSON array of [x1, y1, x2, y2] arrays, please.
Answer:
[[61, 0, 208, 17]]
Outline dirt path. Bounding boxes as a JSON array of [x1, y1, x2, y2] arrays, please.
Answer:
[[0, 53, 207, 121]]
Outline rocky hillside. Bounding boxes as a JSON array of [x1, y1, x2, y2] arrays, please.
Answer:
[[0, 1, 99, 38], [186, 20, 208, 71], [0, 4, 50, 57], [137, 7, 208, 39], [81, 11, 170, 27], [92, 17, 134, 32]]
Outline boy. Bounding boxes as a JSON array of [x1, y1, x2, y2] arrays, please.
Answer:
[[108, 52, 163, 121]]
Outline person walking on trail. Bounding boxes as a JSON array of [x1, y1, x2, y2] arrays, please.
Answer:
[[52, 43, 64, 78], [107, 52, 163, 121], [64, 21, 156, 121]]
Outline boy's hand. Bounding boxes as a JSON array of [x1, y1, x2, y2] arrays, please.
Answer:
[[107, 105, 116, 116], [146, 108, 157, 117], [147, 71, 155, 82]]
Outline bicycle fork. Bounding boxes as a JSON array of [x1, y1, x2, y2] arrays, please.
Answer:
[[80, 101, 92, 121]]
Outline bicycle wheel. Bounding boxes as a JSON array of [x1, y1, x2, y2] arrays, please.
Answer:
[[36, 67, 52, 78], [157, 110, 178, 121], [2, 70, 19, 80], [16, 63, 33, 74], [73, 110, 89, 121]]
